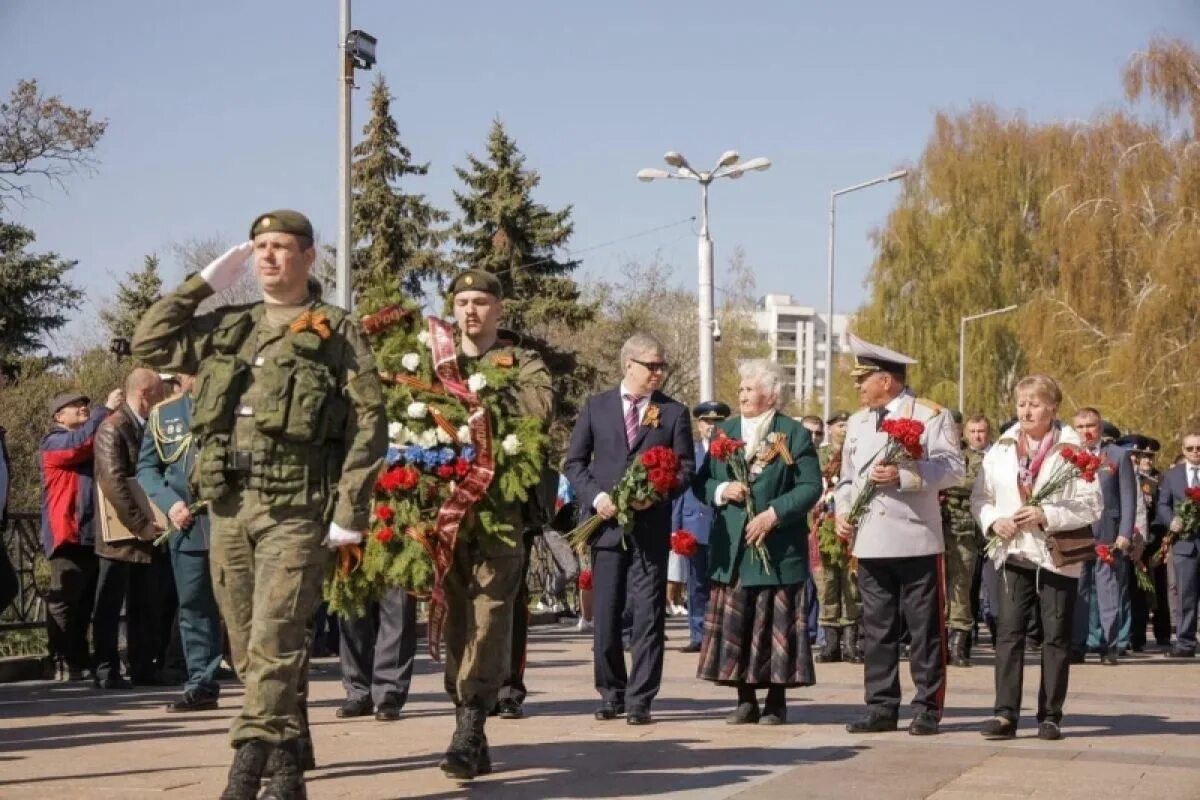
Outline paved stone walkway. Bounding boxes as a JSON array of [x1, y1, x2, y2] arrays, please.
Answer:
[[1, 618, 1198, 799]]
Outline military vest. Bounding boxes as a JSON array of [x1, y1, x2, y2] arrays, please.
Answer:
[[188, 299, 349, 506]]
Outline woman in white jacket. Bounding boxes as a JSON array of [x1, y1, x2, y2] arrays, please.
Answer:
[[970, 375, 1102, 741]]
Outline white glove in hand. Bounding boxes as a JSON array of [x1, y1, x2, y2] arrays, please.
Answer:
[[325, 522, 363, 550], [199, 241, 253, 292]]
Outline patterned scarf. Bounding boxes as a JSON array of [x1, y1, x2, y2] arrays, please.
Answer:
[[1015, 424, 1059, 504]]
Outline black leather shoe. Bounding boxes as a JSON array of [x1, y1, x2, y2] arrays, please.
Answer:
[[725, 702, 760, 724], [908, 710, 940, 736], [680, 642, 702, 653], [336, 697, 374, 718], [594, 701, 625, 720], [166, 691, 219, 713], [980, 716, 1016, 740], [214, 666, 237, 680], [94, 676, 132, 690], [496, 698, 524, 719], [1166, 647, 1196, 658], [1100, 647, 1119, 666], [1037, 720, 1063, 740], [375, 702, 402, 721], [1069, 651, 1086, 664], [626, 706, 652, 725], [846, 709, 898, 733]]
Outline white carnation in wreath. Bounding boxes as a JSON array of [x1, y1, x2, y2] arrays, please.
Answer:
[[436, 426, 454, 445], [501, 434, 521, 456], [401, 353, 421, 372], [406, 402, 427, 420], [416, 330, 431, 346], [467, 373, 487, 393], [457, 425, 471, 442]]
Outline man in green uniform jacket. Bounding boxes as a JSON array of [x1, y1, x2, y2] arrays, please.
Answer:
[[940, 413, 989, 667], [136, 374, 223, 712], [132, 210, 387, 800], [438, 269, 554, 781]]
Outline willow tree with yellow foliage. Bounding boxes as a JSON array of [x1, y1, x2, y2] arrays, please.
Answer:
[[853, 37, 1200, 449]]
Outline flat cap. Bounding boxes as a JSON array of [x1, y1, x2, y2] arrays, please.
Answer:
[[692, 400, 731, 421], [846, 334, 917, 378], [826, 410, 850, 425], [250, 209, 314, 241], [449, 269, 503, 299], [49, 392, 88, 417]]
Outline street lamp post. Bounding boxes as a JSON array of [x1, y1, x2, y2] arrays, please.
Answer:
[[958, 304, 1019, 412], [822, 169, 908, 421], [335, 0, 377, 311], [637, 151, 771, 401]]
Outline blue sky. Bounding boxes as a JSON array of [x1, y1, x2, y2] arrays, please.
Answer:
[[2, 1, 1196, 346]]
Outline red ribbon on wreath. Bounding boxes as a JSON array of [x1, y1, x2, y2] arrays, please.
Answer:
[[423, 316, 496, 661]]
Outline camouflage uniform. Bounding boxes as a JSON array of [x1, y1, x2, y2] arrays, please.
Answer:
[[940, 445, 985, 666], [132, 267, 386, 791], [814, 444, 862, 663]]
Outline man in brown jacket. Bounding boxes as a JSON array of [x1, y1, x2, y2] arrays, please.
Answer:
[[92, 368, 168, 689]]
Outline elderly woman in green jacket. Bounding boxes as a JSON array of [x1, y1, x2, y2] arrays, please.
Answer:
[[695, 359, 823, 724]]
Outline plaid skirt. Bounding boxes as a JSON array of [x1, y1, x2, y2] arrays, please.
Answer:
[[696, 581, 815, 688]]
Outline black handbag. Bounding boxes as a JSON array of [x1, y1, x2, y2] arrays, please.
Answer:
[[1045, 527, 1097, 568]]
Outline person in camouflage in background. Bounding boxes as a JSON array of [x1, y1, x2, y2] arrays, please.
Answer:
[[132, 210, 387, 800], [814, 411, 863, 664], [941, 412, 991, 668]]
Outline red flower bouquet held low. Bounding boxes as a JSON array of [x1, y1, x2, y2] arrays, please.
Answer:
[[567, 446, 683, 551], [708, 432, 771, 575], [1152, 486, 1200, 566], [578, 569, 593, 591], [671, 529, 698, 558], [846, 418, 926, 525], [985, 445, 1106, 560], [1095, 543, 1115, 566]]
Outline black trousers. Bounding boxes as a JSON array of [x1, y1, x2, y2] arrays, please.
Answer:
[[338, 585, 418, 707], [498, 530, 534, 704], [994, 562, 1076, 725], [93, 552, 176, 681], [591, 540, 667, 711], [1131, 559, 1172, 648], [858, 555, 946, 716], [46, 544, 98, 670]]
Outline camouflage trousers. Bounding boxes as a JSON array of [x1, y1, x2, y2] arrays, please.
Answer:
[[208, 489, 329, 745], [442, 529, 524, 710], [944, 534, 980, 632], [816, 553, 861, 628]]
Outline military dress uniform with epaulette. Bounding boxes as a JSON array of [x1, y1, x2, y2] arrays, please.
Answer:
[[834, 337, 964, 735], [132, 210, 387, 799], [940, 445, 986, 666], [136, 390, 224, 707], [439, 270, 555, 780]]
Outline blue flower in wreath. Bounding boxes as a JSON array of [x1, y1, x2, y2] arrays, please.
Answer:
[[386, 445, 403, 466], [420, 449, 441, 470], [461, 445, 477, 462], [437, 447, 456, 465], [403, 445, 424, 464]]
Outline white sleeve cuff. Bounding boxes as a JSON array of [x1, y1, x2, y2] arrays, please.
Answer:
[[714, 481, 731, 506], [593, 492, 611, 511]]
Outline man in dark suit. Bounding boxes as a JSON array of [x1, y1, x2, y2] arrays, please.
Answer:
[[1157, 428, 1200, 658], [672, 401, 730, 653], [564, 333, 695, 725], [1070, 408, 1137, 665]]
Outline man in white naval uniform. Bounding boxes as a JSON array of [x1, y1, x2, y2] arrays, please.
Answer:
[[835, 335, 964, 736]]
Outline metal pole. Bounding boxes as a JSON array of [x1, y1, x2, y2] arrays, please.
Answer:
[[335, 0, 352, 311], [958, 304, 1019, 413], [822, 191, 836, 422], [698, 181, 715, 401]]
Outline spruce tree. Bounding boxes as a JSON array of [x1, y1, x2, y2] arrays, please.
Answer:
[[351, 75, 453, 303], [0, 219, 83, 376], [451, 119, 593, 335], [101, 253, 163, 342]]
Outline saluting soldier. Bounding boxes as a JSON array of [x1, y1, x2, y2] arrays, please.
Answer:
[[132, 210, 387, 800], [439, 269, 555, 781], [940, 413, 990, 667], [135, 373, 224, 712], [834, 335, 964, 737]]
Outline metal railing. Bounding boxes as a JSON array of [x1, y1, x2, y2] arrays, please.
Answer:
[[1, 512, 48, 634]]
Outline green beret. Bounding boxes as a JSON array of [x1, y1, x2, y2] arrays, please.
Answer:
[[250, 209, 314, 241], [448, 269, 502, 299]]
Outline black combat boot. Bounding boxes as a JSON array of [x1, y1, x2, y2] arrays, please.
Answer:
[[949, 630, 971, 667], [841, 625, 864, 664], [815, 627, 842, 663], [259, 739, 307, 800], [263, 734, 316, 778], [219, 739, 272, 800], [440, 705, 487, 780]]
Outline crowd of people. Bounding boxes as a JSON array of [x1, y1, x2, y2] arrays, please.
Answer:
[[2, 207, 1197, 799]]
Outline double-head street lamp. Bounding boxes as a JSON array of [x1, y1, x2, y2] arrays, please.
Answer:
[[637, 151, 771, 402], [959, 304, 1019, 412], [822, 169, 909, 421]]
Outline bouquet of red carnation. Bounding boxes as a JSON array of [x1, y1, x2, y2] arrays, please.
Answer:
[[1095, 543, 1115, 566], [578, 568, 593, 591], [671, 529, 698, 557], [708, 432, 771, 574], [847, 418, 926, 525], [1133, 559, 1155, 601], [567, 445, 683, 551], [985, 444, 1105, 560], [1152, 486, 1200, 566]]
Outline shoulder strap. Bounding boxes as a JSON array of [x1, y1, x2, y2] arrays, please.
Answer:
[[914, 396, 943, 415]]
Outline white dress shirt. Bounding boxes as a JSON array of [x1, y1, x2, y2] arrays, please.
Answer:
[[593, 384, 652, 511]]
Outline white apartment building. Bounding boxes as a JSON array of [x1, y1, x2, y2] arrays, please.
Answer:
[[752, 293, 850, 409]]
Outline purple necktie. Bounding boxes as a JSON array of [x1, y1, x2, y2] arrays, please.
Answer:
[[624, 394, 641, 448]]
